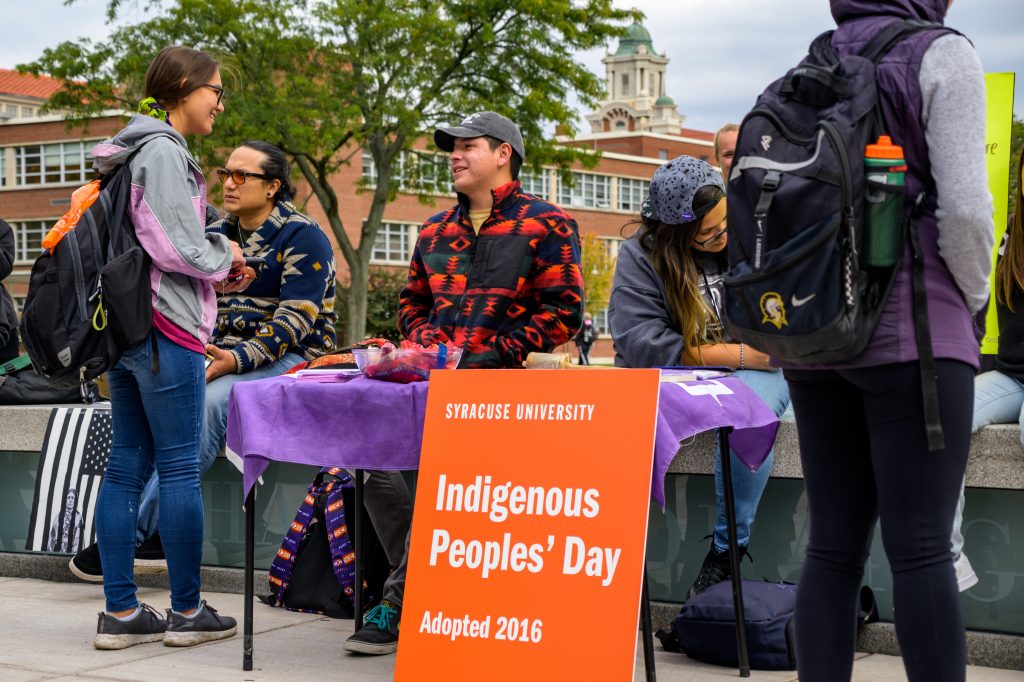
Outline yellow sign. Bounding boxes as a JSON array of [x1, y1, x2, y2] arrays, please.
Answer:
[[981, 72, 1016, 354]]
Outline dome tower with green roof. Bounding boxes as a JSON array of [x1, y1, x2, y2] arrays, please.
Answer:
[[586, 23, 683, 135]]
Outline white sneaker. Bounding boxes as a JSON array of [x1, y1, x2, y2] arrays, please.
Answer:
[[954, 553, 979, 592]]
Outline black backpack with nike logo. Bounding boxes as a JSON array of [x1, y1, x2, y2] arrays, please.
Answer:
[[723, 20, 955, 450], [723, 20, 949, 365]]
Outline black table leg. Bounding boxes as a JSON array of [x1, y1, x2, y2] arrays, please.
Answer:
[[243, 486, 255, 671], [718, 427, 750, 677], [354, 468, 364, 623], [640, 562, 657, 681]]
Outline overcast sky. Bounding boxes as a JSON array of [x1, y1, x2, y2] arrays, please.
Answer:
[[3, 0, 1021, 134]]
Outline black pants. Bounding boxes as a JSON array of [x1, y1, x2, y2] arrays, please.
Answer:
[[784, 360, 972, 682], [577, 342, 591, 365]]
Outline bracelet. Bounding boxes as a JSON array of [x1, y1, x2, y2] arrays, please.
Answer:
[[739, 342, 745, 370]]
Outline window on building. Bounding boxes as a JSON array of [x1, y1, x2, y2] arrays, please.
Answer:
[[370, 222, 416, 265], [519, 168, 547, 197], [10, 219, 53, 264], [598, 236, 623, 262], [658, 149, 668, 161], [4, 104, 16, 116], [557, 172, 611, 210], [21, 107, 34, 118], [13, 142, 93, 186], [621, 73, 629, 97], [362, 150, 449, 194], [593, 306, 611, 336], [617, 177, 649, 213]]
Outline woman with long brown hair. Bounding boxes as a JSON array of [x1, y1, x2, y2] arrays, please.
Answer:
[[607, 155, 789, 599], [90, 46, 243, 650]]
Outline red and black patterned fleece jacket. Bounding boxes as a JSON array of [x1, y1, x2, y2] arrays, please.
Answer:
[[398, 180, 584, 368]]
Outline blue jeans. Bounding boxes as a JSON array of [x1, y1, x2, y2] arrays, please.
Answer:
[[96, 331, 205, 613], [136, 351, 305, 543], [950, 370, 1024, 556], [712, 368, 790, 552]]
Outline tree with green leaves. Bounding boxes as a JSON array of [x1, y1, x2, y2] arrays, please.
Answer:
[[23, 0, 639, 342]]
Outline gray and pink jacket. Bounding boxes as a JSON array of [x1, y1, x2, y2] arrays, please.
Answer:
[[92, 115, 233, 349]]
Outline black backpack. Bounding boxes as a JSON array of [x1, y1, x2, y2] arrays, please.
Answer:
[[723, 20, 951, 449], [262, 468, 390, 619], [19, 153, 153, 397]]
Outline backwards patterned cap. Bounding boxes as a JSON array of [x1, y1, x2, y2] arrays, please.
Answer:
[[641, 155, 725, 225]]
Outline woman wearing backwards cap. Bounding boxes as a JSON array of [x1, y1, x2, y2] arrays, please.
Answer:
[[608, 155, 789, 598]]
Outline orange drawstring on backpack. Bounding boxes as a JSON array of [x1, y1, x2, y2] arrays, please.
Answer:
[[41, 179, 102, 250]]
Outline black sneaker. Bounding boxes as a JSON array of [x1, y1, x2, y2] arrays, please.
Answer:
[[343, 600, 400, 654], [70, 543, 103, 583], [133, 533, 167, 574], [68, 537, 168, 583], [94, 603, 167, 650], [687, 546, 746, 600], [163, 601, 237, 647]]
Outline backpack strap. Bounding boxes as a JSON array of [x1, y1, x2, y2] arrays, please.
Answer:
[[857, 19, 945, 64], [907, 193, 945, 452], [266, 477, 322, 605], [856, 19, 950, 452], [321, 473, 359, 607]]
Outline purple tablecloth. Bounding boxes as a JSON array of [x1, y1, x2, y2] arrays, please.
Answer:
[[227, 372, 779, 507]]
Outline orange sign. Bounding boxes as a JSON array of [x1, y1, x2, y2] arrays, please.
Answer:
[[395, 369, 660, 682]]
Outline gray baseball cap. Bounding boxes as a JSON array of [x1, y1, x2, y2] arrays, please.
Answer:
[[434, 111, 526, 161], [642, 155, 726, 225]]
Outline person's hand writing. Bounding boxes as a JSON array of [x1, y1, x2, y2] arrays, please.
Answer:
[[205, 344, 238, 383]]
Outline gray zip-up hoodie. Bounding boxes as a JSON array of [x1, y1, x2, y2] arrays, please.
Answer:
[[92, 115, 233, 346]]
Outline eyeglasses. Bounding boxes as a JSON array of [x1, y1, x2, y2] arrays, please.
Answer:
[[201, 83, 225, 105], [216, 168, 271, 185], [694, 228, 727, 248]]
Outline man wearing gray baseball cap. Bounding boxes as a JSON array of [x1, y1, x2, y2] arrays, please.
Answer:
[[343, 112, 584, 655]]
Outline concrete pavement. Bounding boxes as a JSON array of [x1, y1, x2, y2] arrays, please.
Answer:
[[1, 577, 1019, 681]]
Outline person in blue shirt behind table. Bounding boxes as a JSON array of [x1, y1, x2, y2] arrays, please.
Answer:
[[607, 155, 789, 599]]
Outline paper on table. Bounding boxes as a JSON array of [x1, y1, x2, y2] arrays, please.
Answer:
[[659, 369, 732, 383]]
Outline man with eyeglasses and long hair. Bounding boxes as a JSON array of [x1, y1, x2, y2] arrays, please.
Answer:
[[607, 155, 789, 600], [71, 140, 337, 584]]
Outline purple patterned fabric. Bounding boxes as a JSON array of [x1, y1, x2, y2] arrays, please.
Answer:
[[227, 372, 779, 507], [267, 468, 358, 614]]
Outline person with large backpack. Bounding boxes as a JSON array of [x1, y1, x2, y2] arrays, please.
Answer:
[[726, 2, 992, 679], [89, 46, 245, 651], [69, 141, 337, 584], [607, 156, 790, 599]]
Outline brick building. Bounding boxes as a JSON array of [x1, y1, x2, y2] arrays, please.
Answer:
[[1, 24, 721, 359]]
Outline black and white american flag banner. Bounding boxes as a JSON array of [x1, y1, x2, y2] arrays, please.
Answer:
[[25, 407, 112, 553]]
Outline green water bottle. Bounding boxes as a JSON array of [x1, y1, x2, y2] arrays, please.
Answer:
[[863, 135, 907, 268]]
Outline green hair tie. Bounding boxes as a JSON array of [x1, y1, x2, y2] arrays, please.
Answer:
[[138, 97, 169, 123]]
